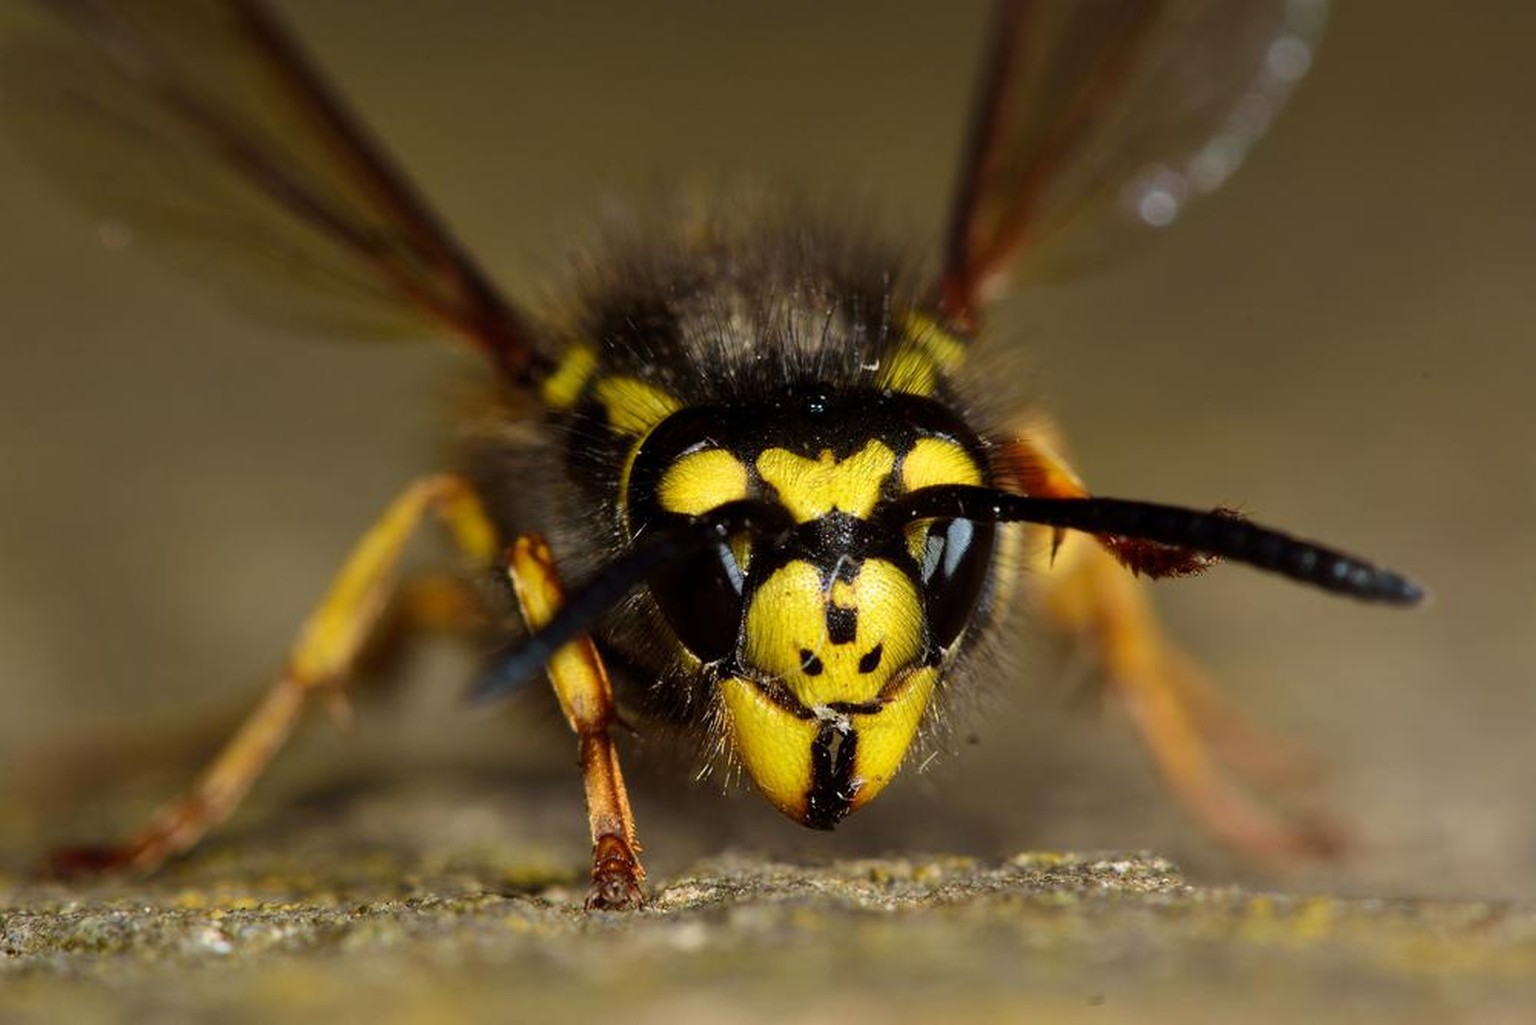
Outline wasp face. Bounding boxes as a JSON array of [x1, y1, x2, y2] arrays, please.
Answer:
[[625, 388, 995, 827]]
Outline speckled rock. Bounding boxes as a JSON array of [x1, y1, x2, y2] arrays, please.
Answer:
[[4, 781, 1534, 1025]]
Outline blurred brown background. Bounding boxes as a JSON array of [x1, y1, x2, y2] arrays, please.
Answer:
[[0, 1, 1530, 900]]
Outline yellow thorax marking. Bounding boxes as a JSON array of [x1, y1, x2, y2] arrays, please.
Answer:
[[539, 344, 598, 409], [535, 342, 682, 439], [875, 311, 967, 397], [594, 376, 682, 436], [756, 439, 896, 523]]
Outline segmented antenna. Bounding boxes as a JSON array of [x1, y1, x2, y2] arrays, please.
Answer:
[[470, 500, 793, 704], [473, 484, 1424, 705], [889, 485, 1425, 605]]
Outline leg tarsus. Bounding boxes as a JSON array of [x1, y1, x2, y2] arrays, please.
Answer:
[[46, 669, 310, 878], [586, 833, 646, 911]]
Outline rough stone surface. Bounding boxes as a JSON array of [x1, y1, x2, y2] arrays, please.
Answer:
[[4, 782, 1533, 1025]]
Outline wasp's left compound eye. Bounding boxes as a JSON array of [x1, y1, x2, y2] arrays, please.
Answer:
[[918, 518, 995, 648]]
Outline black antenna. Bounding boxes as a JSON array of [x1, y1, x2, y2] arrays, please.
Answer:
[[889, 485, 1425, 606], [470, 500, 794, 705], [474, 485, 1423, 705]]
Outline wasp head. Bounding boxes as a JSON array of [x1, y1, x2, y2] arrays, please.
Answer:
[[624, 388, 996, 827]]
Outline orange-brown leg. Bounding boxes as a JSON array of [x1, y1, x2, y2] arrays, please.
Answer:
[[504, 535, 644, 910], [999, 423, 1340, 863], [48, 474, 500, 877], [9, 571, 490, 819]]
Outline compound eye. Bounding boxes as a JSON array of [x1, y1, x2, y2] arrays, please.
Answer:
[[648, 539, 746, 663], [918, 518, 995, 648]]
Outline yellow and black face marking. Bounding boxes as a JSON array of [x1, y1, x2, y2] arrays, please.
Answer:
[[29, 1, 1425, 907], [620, 386, 995, 826]]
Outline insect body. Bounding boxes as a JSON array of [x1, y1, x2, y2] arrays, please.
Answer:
[[13, 1, 1422, 909], [464, 219, 1008, 833]]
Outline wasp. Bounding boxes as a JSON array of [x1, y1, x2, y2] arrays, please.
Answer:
[[12, 0, 1422, 909]]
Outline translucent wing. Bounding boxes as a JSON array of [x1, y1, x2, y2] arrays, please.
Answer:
[[939, 0, 1327, 327], [3, 0, 543, 382]]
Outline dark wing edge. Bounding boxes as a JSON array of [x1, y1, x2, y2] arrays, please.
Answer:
[[938, 0, 1026, 333], [937, 0, 1328, 331], [17, 0, 546, 383]]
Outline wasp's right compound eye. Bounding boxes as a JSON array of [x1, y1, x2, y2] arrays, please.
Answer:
[[648, 539, 746, 663]]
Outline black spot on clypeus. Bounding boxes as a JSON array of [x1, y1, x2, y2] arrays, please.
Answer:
[[826, 604, 858, 645]]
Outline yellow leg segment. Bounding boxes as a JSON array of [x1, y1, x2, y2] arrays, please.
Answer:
[[505, 535, 645, 910], [1002, 425, 1341, 864], [49, 475, 500, 878]]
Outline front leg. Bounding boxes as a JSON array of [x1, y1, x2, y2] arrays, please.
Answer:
[[504, 536, 645, 910], [48, 474, 502, 877], [999, 422, 1340, 863]]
